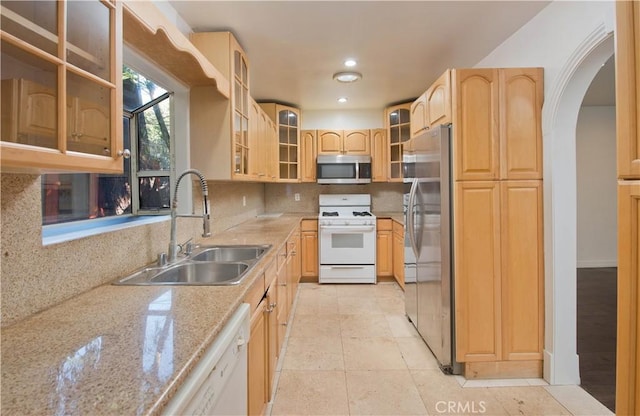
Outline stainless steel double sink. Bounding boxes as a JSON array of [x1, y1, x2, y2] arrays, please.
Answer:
[[114, 245, 271, 286]]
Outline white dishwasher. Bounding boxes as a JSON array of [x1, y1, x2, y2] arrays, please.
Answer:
[[162, 303, 250, 416]]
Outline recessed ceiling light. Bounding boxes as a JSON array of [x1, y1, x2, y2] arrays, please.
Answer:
[[344, 59, 357, 67], [338, 97, 348, 103], [333, 71, 362, 83]]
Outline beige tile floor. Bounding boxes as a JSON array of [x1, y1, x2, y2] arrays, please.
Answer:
[[268, 282, 613, 416]]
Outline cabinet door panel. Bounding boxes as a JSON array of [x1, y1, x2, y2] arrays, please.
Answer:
[[301, 230, 318, 278], [410, 93, 428, 138], [500, 69, 543, 180], [617, 182, 640, 414], [248, 303, 267, 416], [376, 230, 393, 277], [371, 128, 388, 182], [500, 180, 543, 360], [343, 129, 370, 155], [452, 69, 500, 181], [427, 70, 451, 127], [616, 1, 640, 179], [393, 226, 405, 289], [454, 181, 501, 362], [301, 130, 317, 182], [317, 130, 343, 154]]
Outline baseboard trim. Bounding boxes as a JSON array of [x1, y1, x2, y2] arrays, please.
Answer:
[[577, 260, 617, 268]]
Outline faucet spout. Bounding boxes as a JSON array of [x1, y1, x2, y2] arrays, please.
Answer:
[[168, 169, 211, 263]]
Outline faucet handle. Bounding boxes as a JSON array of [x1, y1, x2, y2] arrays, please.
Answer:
[[178, 238, 194, 256], [157, 252, 167, 266]]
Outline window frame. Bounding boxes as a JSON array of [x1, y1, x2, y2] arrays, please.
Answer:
[[124, 88, 175, 216]]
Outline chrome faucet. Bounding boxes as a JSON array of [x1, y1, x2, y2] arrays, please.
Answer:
[[168, 169, 211, 263]]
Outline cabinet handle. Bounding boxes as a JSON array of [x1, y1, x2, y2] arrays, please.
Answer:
[[117, 149, 131, 159], [279, 282, 287, 287], [291, 251, 297, 256]]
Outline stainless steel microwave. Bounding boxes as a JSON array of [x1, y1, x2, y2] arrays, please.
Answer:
[[316, 155, 372, 184]]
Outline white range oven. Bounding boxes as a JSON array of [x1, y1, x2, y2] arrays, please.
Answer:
[[318, 194, 376, 284]]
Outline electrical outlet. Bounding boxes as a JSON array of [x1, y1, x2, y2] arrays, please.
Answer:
[[294, 193, 300, 201], [242, 196, 246, 207]]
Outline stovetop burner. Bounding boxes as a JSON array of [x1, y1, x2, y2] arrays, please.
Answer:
[[322, 211, 339, 217], [353, 211, 372, 217]]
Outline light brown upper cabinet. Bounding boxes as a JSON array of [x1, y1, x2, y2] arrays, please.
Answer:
[[1, 0, 125, 173], [317, 129, 370, 155], [343, 129, 371, 154], [410, 93, 428, 139], [426, 69, 452, 127], [190, 31, 252, 180], [260, 104, 300, 182], [300, 130, 317, 182], [371, 128, 388, 182], [385, 103, 411, 182], [616, 1, 640, 179], [248, 98, 277, 181], [452, 68, 543, 181]]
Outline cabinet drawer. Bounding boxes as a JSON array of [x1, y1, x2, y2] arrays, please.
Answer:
[[300, 219, 318, 231], [377, 219, 393, 231], [245, 273, 266, 312]]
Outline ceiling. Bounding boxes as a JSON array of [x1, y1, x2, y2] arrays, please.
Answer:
[[169, 1, 614, 111]]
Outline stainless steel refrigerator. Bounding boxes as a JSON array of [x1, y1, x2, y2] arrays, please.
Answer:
[[404, 124, 461, 374]]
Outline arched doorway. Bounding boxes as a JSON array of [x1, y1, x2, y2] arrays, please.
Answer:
[[542, 33, 614, 385]]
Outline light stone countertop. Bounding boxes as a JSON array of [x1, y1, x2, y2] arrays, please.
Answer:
[[1, 215, 303, 416], [374, 211, 405, 224]]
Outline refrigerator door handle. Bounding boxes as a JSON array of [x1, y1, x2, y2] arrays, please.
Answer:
[[407, 178, 420, 258]]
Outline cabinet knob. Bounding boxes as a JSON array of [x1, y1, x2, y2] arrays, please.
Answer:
[[117, 149, 131, 159]]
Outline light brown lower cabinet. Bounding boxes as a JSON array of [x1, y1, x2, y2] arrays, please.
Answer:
[[276, 245, 288, 353], [265, 263, 278, 400], [376, 219, 393, 277], [454, 180, 543, 377], [617, 182, 640, 413], [300, 219, 318, 280], [248, 298, 267, 416], [392, 220, 404, 289]]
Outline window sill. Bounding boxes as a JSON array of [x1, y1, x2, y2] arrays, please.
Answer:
[[42, 215, 169, 246]]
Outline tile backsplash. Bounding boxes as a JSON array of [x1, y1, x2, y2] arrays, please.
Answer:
[[265, 183, 404, 213]]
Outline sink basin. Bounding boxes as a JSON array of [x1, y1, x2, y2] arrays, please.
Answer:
[[114, 244, 271, 286], [191, 245, 269, 262], [151, 262, 249, 285]]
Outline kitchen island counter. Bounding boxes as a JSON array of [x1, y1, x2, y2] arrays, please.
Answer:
[[1, 214, 303, 416]]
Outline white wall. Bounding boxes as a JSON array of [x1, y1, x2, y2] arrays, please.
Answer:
[[302, 109, 384, 130], [576, 106, 617, 268], [474, 0, 615, 385]]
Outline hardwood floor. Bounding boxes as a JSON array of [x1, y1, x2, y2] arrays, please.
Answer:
[[577, 267, 617, 412]]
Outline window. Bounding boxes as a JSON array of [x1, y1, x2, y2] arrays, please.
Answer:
[[42, 66, 174, 225]]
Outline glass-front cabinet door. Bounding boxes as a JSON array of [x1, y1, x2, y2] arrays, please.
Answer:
[[278, 107, 299, 181], [385, 103, 411, 182], [233, 49, 250, 177], [259, 103, 300, 182], [0, 0, 124, 173]]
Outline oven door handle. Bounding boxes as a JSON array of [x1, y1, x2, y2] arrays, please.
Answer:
[[320, 225, 376, 232]]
